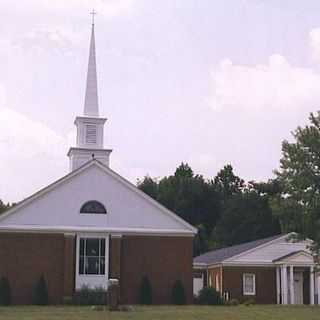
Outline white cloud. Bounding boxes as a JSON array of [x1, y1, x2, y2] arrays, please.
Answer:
[[5, 0, 135, 18], [208, 54, 320, 112], [18, 25, 84, 53], [310, 28, 320, 63], [0, 0, 135, 52], [0, 85, 69, 202], [186, 154, 220, 178]]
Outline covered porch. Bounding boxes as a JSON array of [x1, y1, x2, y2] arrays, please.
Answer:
[[275, 251, 319, 305]]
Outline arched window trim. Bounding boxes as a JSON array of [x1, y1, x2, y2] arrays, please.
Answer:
[[80, 200, 107, 214]]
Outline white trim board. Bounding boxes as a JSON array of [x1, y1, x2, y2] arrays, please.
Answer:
[[0, 225, 194, 237]]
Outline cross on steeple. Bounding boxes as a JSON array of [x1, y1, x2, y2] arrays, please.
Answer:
[[90, 9, 97, 25]]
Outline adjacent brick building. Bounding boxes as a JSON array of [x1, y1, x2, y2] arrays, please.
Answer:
[[193, 233, 319, 305]]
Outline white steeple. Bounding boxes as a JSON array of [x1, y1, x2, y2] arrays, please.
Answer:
[[67, 15, 112, 171], [84, 21, 99, 117]]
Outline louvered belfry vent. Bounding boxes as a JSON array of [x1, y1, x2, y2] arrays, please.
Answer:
[[85, 124, 97, 144]]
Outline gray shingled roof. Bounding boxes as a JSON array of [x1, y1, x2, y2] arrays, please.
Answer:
[[194, 234, 284, 265]]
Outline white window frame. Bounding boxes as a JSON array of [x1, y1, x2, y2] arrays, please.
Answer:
[[79, 238, 105, 275], [75, 233, 109, 290], [243, 273, 256, 296]]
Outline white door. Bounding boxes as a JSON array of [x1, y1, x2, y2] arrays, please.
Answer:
[[193, 273, 204, 296], [294, 272, 303, 305]]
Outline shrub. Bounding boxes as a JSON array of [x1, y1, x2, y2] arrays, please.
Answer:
[[138, 276, 152, 305], [171, 280, 186, 305], [73, 285, 107, 305], [33, 275, 49, 305], [197, 287, 223, 305], [0, 276, 11, 306], [243, 298, 255, 306]]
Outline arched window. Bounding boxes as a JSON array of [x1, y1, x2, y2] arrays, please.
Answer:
[[80, 201, 107, 214]]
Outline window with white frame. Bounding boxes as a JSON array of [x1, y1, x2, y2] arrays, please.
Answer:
[[79, 238, 105, 275], [243, 273, 256, 295]]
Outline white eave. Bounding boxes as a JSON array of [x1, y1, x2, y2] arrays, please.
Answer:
[[0, 225, 194, 237]]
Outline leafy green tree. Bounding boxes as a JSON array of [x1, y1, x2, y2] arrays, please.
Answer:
[[137, 162, 285, 254], [247, 179, 282, 197], [138, 163, 221, 234], [137, 163, 222, 255], [213, 191, 281, 246], [0, 200, 13, 215], [174, 163, 194, 178], [137, 176, 158, 200], [276, 112, 320, 253], [214, 164, 244, 199], [193, 224, 209, 256]]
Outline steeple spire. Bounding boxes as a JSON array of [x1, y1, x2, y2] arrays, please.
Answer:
[[68, 13, 112, 172], [84, 13, 99, 117]]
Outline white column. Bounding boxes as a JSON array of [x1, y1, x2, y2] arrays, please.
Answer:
[[317, 273, 320, 305], [276, 267, 281, 304], [310, 266, 315, 305], [290, 265, 294, 304], [281, 265, 288, 304]]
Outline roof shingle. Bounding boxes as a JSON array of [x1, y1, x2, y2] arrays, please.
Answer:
[[194, 234, 283, 265]]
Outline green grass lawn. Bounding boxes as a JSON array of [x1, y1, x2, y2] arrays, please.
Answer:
[[0, 305, 319, 320]]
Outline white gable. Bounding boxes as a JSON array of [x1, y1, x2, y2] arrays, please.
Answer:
[[226, 235, 312, 264], [0, 161, 196, 235], [275, 251, 314, 265]]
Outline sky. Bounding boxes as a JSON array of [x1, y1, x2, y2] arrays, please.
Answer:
[[1, 0, 320, 202]]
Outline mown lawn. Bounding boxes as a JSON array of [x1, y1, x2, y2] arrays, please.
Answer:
[[0, 305, 319, 320]]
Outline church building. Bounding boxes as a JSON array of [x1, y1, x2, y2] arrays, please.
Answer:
[[193, 233, 320, 305], [0, 21, 196, 304]]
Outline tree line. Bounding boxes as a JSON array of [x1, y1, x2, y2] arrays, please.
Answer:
[[138, 111, 320, 256], [138, 163, 281, 256]]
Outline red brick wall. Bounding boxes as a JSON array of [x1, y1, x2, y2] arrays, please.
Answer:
[[0, 232, 193, 305], [120, 236, 193, 304], [109, 236, 121, 279], [0, 232, 72, 304], [223, 266, 276, 304], [63, 235, 76, 297]]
